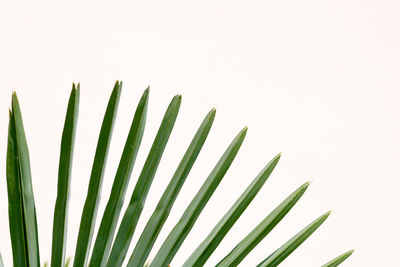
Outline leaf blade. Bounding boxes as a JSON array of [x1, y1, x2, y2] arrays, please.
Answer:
[[321, 249, 354, 267], [51, 84, 80, 267], [102, 94, 181, 267], [150, 127, 247, 267], [6, 108, 28, 267], [216, 181, 310, 266], [86, 88, 151, 266], [11, 92, 41, 267], [184, 153, 281, 266], [73, 81, 122, 267], [127, 108, 216, 267], [257, 211, 331, 267]]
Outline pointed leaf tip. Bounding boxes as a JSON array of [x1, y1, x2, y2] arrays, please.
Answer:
[[175, 94, 182, 101], [73, 83, 81, 90], [11, 91, 18, 105], [208, 108, 216, 118], [142, 87, 150, 99], [326, 210, 332, 216], [321, 249, 354, 267], [241, 126, 248, 134]]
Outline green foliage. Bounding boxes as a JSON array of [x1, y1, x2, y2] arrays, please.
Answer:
[[321, 250, 355, 267], [4, 82, 353, 266], [51, 84, 80, 267]]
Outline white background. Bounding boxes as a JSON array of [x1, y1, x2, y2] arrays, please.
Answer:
[[1, 0, 399, 266]]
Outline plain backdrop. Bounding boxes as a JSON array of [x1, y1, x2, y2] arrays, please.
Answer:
[[1, 0, 399, 266]]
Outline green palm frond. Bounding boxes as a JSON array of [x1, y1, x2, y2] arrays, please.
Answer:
[[4, 82, 353, 267]]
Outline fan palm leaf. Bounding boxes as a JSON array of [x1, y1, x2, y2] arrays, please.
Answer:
[[4, 82, 353, 267]]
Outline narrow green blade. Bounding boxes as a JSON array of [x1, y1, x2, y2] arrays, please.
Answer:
[[10, 92, 40, 267], [216, 181, 310, 266], [127, 108, 216, 267], [257, 211, 331, 267], [321, 250, 354, 267], [102, 94, 181, 267], [73, 81, 122, 267], [0, 252, 3, 267], [86, 88, 150, 266], [184, 153, 281, 266], [51, 84, 80, 267], [150, 127, 247, 267], [6, 108, 28, 267]]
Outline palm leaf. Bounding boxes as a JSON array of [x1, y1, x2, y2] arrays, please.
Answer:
[[73, 81, 122, 267], [7, 92, 40, 267], [6, 108, 28, 267], [104, 94, 181, 266], [127, 108, 216, 267], [150, 127, 247, 267], [51, 84, 80, 267], [257, 211, 331, 267], [321, 250, 354, 267], [3, 83, 352, 267], [216, 181, 310, 266], [86, 87, 150, 266], [184, 153, 281, 266]]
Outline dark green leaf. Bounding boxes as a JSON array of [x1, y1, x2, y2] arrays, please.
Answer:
[[86, 88, 151, 266], [8, 92, 40, 267], [257, 211, 331, 267], [102, 94, 181, 267], [150, 127, 247, 267], [184, 153, 281, 266], [216, 181, 310, 266], [6, 108, 28, 267], [127, 108, 216, 267], [73, 81, 122, 267], [51, 84, 80, 267]]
